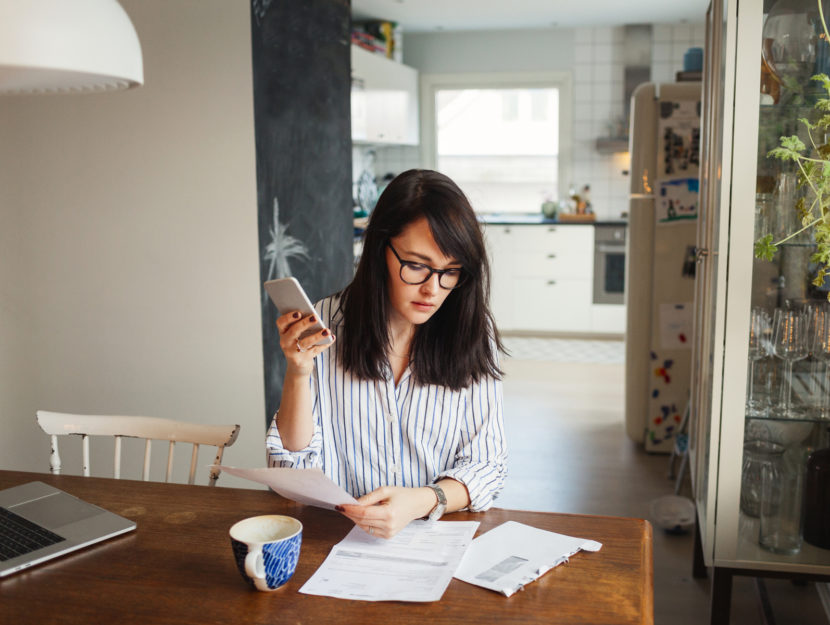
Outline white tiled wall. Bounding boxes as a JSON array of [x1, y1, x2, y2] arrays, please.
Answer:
[[352, 144, 419, 208], [354, 22, 705, 220], [651, 22, 707, 83], [571, 26, 627, 221], [570, 22, 704, 220]]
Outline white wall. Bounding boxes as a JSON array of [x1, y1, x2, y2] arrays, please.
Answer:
[[405, 28, 575, 74], [0, 0, 266, 488]]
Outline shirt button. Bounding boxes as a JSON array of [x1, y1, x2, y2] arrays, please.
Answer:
[[386, 413, 394, 423]]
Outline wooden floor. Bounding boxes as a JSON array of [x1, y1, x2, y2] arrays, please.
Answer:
[[498, 356, 829, 625]]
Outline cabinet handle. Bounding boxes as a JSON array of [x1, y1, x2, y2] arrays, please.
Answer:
[[547, 280, 556, 285], [547, 253, 556, 259], [547, 227, 557, 232]]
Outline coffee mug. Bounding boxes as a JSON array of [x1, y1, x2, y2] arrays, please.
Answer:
[[230, 515, 302, 591]]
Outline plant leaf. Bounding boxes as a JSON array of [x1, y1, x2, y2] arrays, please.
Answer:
[[754, 234, 777, 261]]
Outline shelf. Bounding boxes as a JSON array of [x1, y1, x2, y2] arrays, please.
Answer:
[[746, 414, 830, 425], [594, 137, 629, 154], [733, 515, 830, 574]]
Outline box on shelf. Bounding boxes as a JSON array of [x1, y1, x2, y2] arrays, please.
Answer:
[[352, 20, 402, 61]]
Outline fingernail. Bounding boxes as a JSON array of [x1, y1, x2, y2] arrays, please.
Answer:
[[322, 329, 329, 336], [309, 316, 316, 323], [335, 505, 344, 512], [293, 312, 300, 319]]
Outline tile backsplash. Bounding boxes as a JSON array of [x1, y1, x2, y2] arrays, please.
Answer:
[[354, 21, 704, 221], [570, 23, 704, 221]]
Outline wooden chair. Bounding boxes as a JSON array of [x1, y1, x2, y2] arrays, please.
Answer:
[[36, 410, 241, 486]]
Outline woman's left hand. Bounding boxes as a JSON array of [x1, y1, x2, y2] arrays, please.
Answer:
[[337, 486, 436, 539]]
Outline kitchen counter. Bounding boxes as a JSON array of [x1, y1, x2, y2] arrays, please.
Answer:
[[478, 213, 627, 226]]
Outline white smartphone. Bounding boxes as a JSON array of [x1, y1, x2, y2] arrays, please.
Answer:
[[264, 277, 334, 345]]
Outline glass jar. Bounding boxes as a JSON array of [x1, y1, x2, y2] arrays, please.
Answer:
[[760, 447, 805, 555], [741, 440, 785, 518]]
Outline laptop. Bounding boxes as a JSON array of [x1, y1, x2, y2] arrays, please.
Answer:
[[0, 481, 136, 577]]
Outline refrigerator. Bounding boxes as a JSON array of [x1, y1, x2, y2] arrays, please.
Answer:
[[625, 82, 701, 453]]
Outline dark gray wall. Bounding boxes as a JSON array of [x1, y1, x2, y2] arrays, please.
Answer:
[[251, 0, 353, 425]]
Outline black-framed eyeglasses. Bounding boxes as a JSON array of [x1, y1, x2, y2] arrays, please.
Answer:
[[387, 242, 466, 290]]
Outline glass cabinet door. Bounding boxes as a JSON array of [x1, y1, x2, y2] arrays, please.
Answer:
[[695, 0, 830, 574], [690, 0, 730, 550], [738, 0, 830, 570]]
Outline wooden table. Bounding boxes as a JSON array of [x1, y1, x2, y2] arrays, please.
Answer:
[[0, 471, 653, 624]]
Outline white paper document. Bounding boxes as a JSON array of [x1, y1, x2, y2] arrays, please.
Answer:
[[215, 466, 357, 510], [300, 520, 480, 602], [453, 521, 602, 597]]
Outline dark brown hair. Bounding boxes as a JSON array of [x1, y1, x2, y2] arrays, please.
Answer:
[[338, 169, 503, 389]]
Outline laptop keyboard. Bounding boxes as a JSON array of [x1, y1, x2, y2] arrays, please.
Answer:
[[0, 507, 65, 561]]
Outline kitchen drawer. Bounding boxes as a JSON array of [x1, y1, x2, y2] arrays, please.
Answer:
[[512, 277, 593, 332], [507, 224, 593, 252], [514, 250, 593, 280]]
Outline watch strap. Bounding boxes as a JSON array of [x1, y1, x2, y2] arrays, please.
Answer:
[[426, 483, 447, 521]]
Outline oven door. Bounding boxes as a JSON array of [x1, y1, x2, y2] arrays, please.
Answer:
[[593, 242, 626, 305]]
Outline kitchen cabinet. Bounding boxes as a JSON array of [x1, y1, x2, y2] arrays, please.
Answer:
[[690, 1, 830, 623], [484, 224, 594, 333], [350, 45, 419, 145]]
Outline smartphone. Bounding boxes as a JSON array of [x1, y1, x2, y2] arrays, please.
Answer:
[[264, 277, 334, 346]]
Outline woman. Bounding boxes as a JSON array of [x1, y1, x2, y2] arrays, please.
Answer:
[[266, 169, 507, 538]]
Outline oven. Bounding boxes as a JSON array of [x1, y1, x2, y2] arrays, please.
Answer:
[[593, 224, 626, 305]]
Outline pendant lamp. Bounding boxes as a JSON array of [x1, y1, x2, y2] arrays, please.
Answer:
[[0, 0, 143, 95]]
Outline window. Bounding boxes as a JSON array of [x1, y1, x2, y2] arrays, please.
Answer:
[[425, 74, 570, 215]]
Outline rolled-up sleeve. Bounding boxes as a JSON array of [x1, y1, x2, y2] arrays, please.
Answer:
[[265, 370, 324, 469], [436, 374, 508, 511]]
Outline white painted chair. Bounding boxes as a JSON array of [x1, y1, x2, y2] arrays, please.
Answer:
[[36, 410, 241, 486]]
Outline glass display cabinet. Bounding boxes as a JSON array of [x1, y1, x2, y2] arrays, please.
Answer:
[[690, 0, 830, 623]]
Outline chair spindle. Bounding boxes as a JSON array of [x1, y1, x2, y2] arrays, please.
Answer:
[[142, 439, 152, 481]]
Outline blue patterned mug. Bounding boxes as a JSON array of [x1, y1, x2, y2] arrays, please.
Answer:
[[230, 515, 302, 591]]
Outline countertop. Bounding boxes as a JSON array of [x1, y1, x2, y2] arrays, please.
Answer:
[[477, 213, 627, 226]]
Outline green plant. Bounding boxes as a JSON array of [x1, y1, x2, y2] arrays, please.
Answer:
[[756, 2, 830, 298]]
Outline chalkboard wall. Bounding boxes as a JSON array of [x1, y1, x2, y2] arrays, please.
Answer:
[[250, 0, 353, 426]]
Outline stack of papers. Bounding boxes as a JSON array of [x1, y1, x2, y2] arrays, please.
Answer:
[[453, 521, 602, 597], [300, 520, 479, 602]]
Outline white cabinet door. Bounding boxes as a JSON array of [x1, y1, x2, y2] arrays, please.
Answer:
[[591, 304, 626, 333], [484, 224, 595, 333], [513, 278, 593, 332], [351, 45, 418, 145], [483, 225, 514, 331]]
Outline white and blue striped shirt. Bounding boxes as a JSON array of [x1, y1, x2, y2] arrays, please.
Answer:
[[266, 295, 507, 511]]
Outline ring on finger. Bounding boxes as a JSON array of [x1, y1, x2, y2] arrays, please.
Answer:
[[296, 338, 308, 353]]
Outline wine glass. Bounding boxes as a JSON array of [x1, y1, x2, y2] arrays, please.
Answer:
[[747, 307, 772, 418], [770, 307, 810, 418], [811, 304, 830, 419]]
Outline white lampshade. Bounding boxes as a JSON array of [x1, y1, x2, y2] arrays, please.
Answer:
[[0, 0, 143, 95]]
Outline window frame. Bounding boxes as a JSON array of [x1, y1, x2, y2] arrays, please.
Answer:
[[419, 71, 573, 207]]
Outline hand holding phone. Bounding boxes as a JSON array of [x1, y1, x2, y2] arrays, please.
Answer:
[[264, 277, 334, 347]]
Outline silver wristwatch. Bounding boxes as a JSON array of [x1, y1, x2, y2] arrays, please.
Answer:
[[426, 483, 447, 521]]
